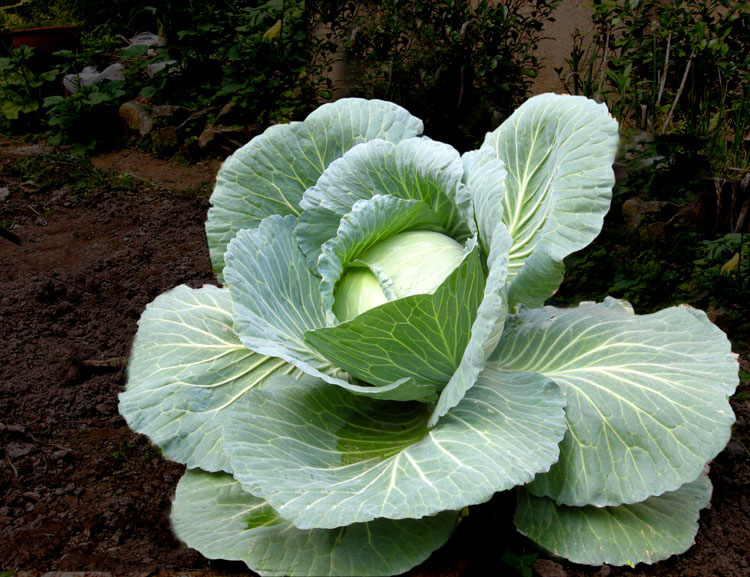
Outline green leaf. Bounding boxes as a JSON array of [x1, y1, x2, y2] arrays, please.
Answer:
[[121, 44, 149, 57], [515, 475, 713, 566], [86, 91, 110, 105], [223, 365, 566, 529], [461, 148, 507, 257], [171, 469, 458, 577], [206, 98, 423, 280], [491, 298, 738, 506], [305, 243, 484, 390], [316, 194, 445, 321], [296, 137, 473, 266], [43, 95, 64, 107], [119, 285, 301, 472], [428, 149, 514, 427], [480, 93, 619, 307]]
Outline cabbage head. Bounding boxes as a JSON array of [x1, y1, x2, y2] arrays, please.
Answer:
[[119, 95, 738, 575]]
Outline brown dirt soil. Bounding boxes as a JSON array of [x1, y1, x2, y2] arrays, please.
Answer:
[[1, 140, 748, 577]]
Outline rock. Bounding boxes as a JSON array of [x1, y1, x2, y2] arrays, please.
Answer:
[[216, 101, 241, 126], [198, 124, 249, 155], [178, 107, 215, 140], [95, 403, 113, 416], [0, 187, 9, 201], [533, 559, 568, 577], [622, 198, 678, 231], [119, 101, 152, 137], [151, 104, 190, 125]]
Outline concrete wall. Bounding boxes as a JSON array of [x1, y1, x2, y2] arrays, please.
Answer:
[[324, 0, 595, 98], [531, 0, 593, 94]]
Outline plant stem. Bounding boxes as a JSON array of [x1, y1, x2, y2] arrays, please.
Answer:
[[656, 31, 671, 109], [662, 50, 694, 133]]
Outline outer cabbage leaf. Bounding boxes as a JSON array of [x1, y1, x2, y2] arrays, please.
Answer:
[[491, 298, 737, 506], [296, 137, 474, 265], [515, 474, 713, 566], [119, 285, 301, 472], [172, 469, 458, 577], [222, 365, 566, 529], [207, 98, 423, 279], [480, 93, 619, 307]]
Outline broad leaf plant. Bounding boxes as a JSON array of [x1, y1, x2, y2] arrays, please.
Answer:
[[119, 95, 738, 576]]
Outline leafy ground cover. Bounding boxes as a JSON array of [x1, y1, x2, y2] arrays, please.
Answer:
[[0, 140, 748, 576]]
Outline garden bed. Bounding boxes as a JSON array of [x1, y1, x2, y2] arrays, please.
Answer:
[[0, 142, 748, 576]]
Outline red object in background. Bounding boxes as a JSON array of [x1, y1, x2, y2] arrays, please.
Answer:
[[9, 25, 81, 55]]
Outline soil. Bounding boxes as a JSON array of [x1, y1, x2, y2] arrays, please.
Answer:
[[1, 139, 748, 577]]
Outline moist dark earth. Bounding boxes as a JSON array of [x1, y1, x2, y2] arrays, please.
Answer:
[[1, 140, 748, 577]]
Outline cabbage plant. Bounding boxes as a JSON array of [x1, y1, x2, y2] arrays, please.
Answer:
[[119, 95, 738, 576]]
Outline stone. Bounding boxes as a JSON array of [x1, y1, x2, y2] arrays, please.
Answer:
[[198, 124, 248, 155], [151, 104, 190, 125], [621, 198, 677, 231], [215, 101, 241, 126], [119, 101, 152, 137]]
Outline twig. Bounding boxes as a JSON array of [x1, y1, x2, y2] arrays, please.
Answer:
[[1, 422, 72, 453], [26, 204, 47, 226], [3, 446, 24, 490], [79, 270, 132, 293], [41, 274, 97, 296], [662, 51, 694, 133], [595, 30, 610, 101], [656, 31, 671, 109]]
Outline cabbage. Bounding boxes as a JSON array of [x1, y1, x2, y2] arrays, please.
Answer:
[[334, 230, 466, 321], [119, 96, 737, 576]]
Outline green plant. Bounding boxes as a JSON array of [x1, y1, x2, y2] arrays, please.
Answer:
[[0, 0, 31, 30], [559, 0, 749, 172], [119, 96, 738, 575], [339, 0, 561, 149], [689, 232, 749, 308], [501, 550, 537, 577], [4, 0, 78, 29], [43, 80, 126, 151], [6, 150, 141, 199], [111, 0, 332, 127], [0, 46, 58, 126]]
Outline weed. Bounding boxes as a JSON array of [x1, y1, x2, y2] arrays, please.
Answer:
[[5, 151, 143, 200]]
